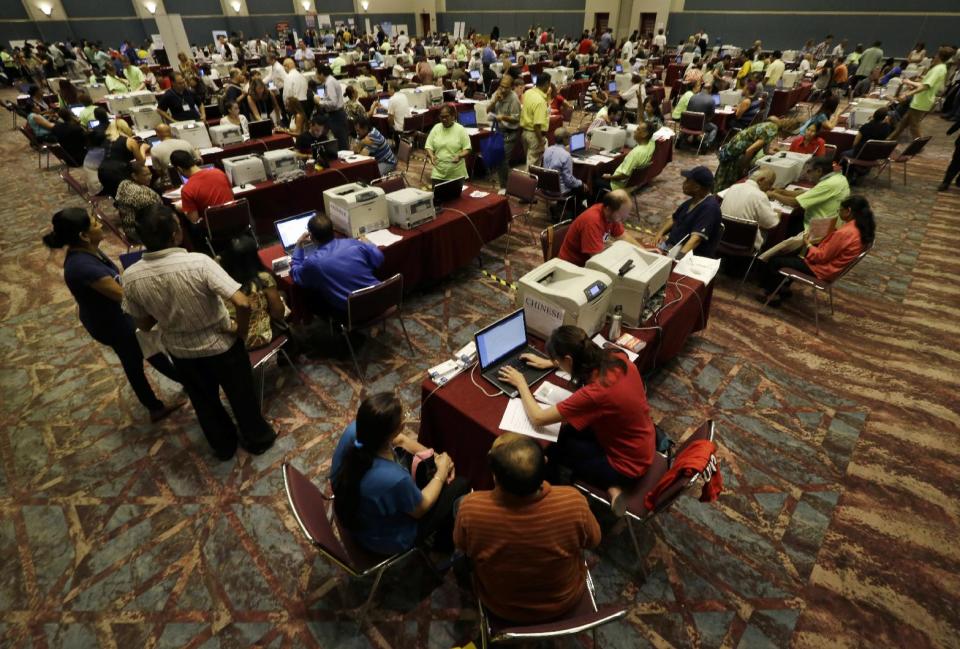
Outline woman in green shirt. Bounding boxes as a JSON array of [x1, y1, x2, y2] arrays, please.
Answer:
[[425, 105, 472, 184], [888, 46, 951, 141]]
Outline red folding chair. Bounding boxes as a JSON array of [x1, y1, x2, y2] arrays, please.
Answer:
[[841, 140, 898, 186], [202, 198, 257, 255], [678, 111, 708, 154], [340, 274, 415, 384], [539, 220, 573, 263]]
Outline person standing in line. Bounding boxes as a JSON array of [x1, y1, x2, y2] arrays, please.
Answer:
[[122, 205, 277, 461], [520, 72, 551, 170]]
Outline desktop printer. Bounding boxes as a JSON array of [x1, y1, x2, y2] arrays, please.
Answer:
[[85, 83, 108, 102], [262, 149, 298, 179], [222, 154, 267, 186], [386, 187, 436, 229], [105, 93, 138, 114], [210, 123, 244, 146], [322, 183, 390, 237], [490, 62, 504, 76], [170, 121, 213, 149], [354, 75, 378, 93], [625, 123, 641, 147], [589, 126, 626, 153], [474, 102, 490, 125], [757, 151, 812, 188], [718, 89, 742, 107], [585, 241, 673, 327], [542, 66, 573, 85], [780, 70, 801, 87], [129, 105, 163, 131], [129, 90, 157, 106], [516, 259, 612, 338], [400, 85, 443, 109]]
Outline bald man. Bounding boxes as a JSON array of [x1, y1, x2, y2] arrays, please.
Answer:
[[487, 74, 521, 187], [281, 58, 308, 105], [147, 123, 199, 179], [718, 167, 780, 251], [558, 189, 640, 266]]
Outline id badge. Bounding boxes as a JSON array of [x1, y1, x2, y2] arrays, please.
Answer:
[[182, 103, 190, 112]]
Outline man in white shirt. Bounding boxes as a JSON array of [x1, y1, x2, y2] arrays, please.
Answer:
[[282, 58, 308, 104], [621, 37, 635, 62], [294, 41, 315, 70], [719, 168, 779, 251], [621, 73, 646, 111], [386, 80, 411, 134], [266, 53, 285, 89], [314, 64, 349, 148], [831, 39, 847, 58], [396, 30, 409, 52], [653, 29, 667, 49], [146, 124, 198, 178]]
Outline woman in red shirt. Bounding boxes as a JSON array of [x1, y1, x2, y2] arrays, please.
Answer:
[[498, 325, 657, 516], [789, 122, 827, 156], [758, 195, 875, 305]]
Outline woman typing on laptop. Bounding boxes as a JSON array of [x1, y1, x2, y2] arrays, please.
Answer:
[[497, 325, 657, 517]]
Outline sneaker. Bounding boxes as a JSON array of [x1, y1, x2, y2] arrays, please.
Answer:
[[149, 400, 185, 423]]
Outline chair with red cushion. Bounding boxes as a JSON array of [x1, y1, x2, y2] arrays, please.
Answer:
[[340, 273, 414, 384], [529, 164, 574, 221], [202, 198, 257, 255], [371, 171, 407, 193], [249, 333, 300, 407], [717, 216, 762, 298], [538, 219, 573, 263], [678, 111, 708, 154]]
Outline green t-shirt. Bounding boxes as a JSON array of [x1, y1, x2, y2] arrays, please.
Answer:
[[910, 63, 947, 112], [611, 139, 656, 190], [426, 122, 471, 180], [796, 172, 850, 227], [125, 65, 144, 89], [433, 63, 448, 78], [672, 91, 693, 119]]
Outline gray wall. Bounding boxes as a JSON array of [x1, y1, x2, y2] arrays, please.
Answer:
[[666, 12, 960, 58], [437, 13, 584, 41]]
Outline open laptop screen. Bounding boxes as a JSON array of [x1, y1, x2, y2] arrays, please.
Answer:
[[475, 309, 527, 369], [569, 131, 586, 153], [457, 110, 477, 127], [275, 211, 315, 251]]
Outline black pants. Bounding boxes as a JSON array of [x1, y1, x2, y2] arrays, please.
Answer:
[[942, 136, 960, 186], [171, 340, 276, 458], [546, 424, 634, 490], [760, 255, 813, 294], [100, 322, 180, 412], [415, 475, 471, 552], [326, 108, 350, 150]]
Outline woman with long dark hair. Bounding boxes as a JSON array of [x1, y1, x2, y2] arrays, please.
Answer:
[[329, 392, 470, 554], [42, 208, 183, 421], [219, 234, 284, 350], [497, 325, 658, 516], [758, 195, 876, 305]]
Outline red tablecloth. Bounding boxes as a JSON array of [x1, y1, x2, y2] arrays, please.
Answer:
[[712, 109, 735, 134], [664, 64, 683, 88], [257, 183, 511, 317], [418, 273, 713, 489], [200, 134, 294, 168], [573, 136, 674, 194], [768, 82, 813, 117]]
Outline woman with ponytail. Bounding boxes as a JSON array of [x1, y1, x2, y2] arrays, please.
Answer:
[[330, 392, 470, 554], [42, 208, 183, 421], [758, 195, 875, 305], [497, 325, 658, 516]]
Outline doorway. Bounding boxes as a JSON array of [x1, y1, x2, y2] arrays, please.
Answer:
[[420, 13, 431, 38], [639, 12, 657, 38], [593, 13, 609, 36]]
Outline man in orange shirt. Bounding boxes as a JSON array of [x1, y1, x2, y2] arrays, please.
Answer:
[[454, 433, 601, 624]]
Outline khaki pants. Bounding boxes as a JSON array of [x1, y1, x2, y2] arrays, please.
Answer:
[[889, 107, 927, 142], [522, 129, 545, 170]]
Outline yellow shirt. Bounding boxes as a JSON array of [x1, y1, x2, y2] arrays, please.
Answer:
[[520, 87, 549, 131], [737, 59, 752, 80]]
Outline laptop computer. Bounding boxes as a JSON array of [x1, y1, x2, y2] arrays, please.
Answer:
[[179, 163, 214, 186], [274, 211, 316, 253], [469, 69, 481, 80], [457, 110, 477, 127], [475, 309, 552, 398], [369, 60, 380, 68], [315, 87, 326, 98], [311, 137, 338, 164], [615, 64, 623, 72], [569, 131, 590, 158], [248, 119, 273, 139], [711, 94, 721, 107], [433, 177, 464, 206], [608, 80, 618, 93]]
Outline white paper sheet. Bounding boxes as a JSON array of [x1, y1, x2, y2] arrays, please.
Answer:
[[199, 147, 223, 155], [469, 190, 489, 198], [498, 398, 561, 442], [673, 251, 721, 285], [533, 381, 573, 406], [364, 229, 403, 247]]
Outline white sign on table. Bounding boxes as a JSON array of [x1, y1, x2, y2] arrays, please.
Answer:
[[523, 295, 564, 339]]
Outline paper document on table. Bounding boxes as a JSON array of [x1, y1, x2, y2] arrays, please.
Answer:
[[533, 381, 573, 406], [785, 184, 806, 192], [469, 190, 489, 198], [464, 127, 481, 135], [199, 147, 223, 155], [163, 188, 182, 200], [364, 229, 403, 247], [499, 398, 561, 442], [653, 126, 676, 141], [591, 334, 639, 362], [673, 251, 721, 285], [770, 199, 792, 214], [555, 370, 572, 381]]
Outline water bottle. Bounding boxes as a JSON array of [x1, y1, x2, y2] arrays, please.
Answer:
[[609, 305, 623, 340]]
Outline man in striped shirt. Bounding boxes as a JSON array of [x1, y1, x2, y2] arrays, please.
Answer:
[[353, 116, 397, 175], [122, 205, 277, 461], [453, 433, 601, 624]]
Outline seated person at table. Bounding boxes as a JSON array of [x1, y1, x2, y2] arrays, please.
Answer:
[[454, 433, 601, 624], [157, 73, 205, 123], [169, 150, 235, 224], [683, 83, 718, 150], [425, 104, 471, 186], [788, 122, 826, 156], [620, 74, 646, 115], [354, 116, 398, 176], [219, 234, 285, 350], [654, 166, 723, 257], [147, 124, 197, 181], [587, 104, 623, 135], [294, 113, 331, 160], [600, 120, 656, 191], [719, 168, 779, 252], [758, 195, 875, 306], [767, 157, 850, 230], [671, 80, 697, 120], [640, 96, 665, 131], [331, 392, 470, 554], [840, 107, 893, 181], [496, 325, 658, 516], [26, 103, 56, 142], [731, 82, 762, 129], [543, 128, 587, 211], [558, 190, 640, 266], [290, 213, 384, 315]]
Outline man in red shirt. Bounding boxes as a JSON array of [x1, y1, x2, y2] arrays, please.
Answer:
[[170, 149, 235, 223], [578, 31, 594, 55], [557, 189, 640, 266]]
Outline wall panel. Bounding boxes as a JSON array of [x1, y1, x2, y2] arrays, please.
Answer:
[[61, 0, 136, 18], [164, 0, 224, 15]]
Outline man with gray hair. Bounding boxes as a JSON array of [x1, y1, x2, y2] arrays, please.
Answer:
[[542, 127, 587, 216], [718, 167, 780, 251]]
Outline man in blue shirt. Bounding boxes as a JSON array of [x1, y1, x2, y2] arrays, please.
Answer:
[[482, 43, 497, 65], [354, 116, 397, 176], [290, 213, 384, 314], [542, 127, 587, 217], [654, 166, 723, 258]]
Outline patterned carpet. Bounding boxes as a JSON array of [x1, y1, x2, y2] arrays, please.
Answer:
[[1, 94, 959, 649]]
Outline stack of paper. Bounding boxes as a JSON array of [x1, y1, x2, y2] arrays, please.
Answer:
[[533, 381, 573, 406], [469, 190, 489, 198], [199, 147, 223, 155], [673, 251, 721, 285], [498, 399, 561, 442], [653, 126, 676, 141], [364, 229, 403, 247]]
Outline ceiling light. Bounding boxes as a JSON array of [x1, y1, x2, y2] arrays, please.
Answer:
[[301, 0, 311, 10], [144, 1, 157, 14], [361, 0, 369, 10], [38, 3, 53, 16], [230, 1, 241, 12]]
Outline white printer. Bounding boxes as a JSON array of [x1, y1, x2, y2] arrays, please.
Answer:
[[401, 85, 443, 109], [585, 241, 673, 327], [542, 66, 572, 85], [475, 102, 490, 125], [625, 123, 641, 148], [387, 187, 436, 229], [782, 50, 798, 63], [615, 72, 633, 93], [490, 62, 503, 76], [757, 151, 812, 188], [210, 123, 244, 146], [105, 93, 138, 114], [170, 121, 212, 149], [262, 149, 298, 179], [681, 52, 696, 65], [517, 259, 612, 338], [383, 54, 397, 68], [780, 70, 800, 88], [85, 83, 108, 102], [129, 90, 157, 106], [589, 126, 627, 153], [129, 105, 163, 131], [354, 75, 378, 93], [323, 183, 389, 237], [222, 154, 267, 186], [719, 89, 742, 107]]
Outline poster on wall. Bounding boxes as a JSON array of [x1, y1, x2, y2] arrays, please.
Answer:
[[317, 14, 331, 27], [305, 12, 316, 28], [211, 30, 228, 44], [365, 18, 371, 35], [276, 22, 291, 42]]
